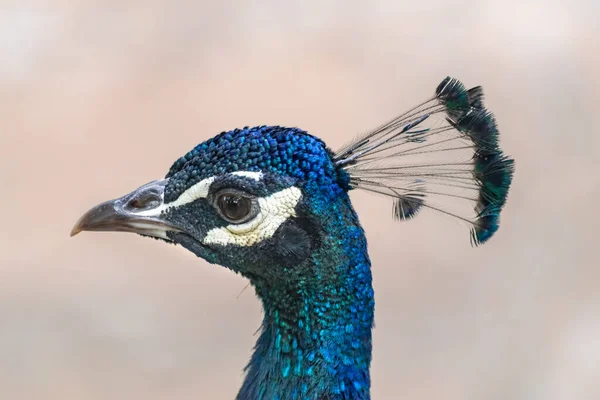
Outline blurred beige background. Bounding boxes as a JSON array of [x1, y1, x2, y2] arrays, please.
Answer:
[[1, 1, 599, 399]]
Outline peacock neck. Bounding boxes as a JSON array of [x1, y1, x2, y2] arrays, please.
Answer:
[[237, 197, 374, 400]]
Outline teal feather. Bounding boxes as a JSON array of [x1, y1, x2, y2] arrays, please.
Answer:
[[336, 76, 514, 246], [435, 77, 470, 118]]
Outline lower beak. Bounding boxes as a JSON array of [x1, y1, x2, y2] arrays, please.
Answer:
[[70, 179, 182, 239]]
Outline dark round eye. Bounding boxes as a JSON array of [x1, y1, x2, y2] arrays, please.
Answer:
[[217, 193, 253, 222]]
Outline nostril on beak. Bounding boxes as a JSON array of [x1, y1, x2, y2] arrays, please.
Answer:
[[129, 199, 142, 209], [128, 193, 161, 210]]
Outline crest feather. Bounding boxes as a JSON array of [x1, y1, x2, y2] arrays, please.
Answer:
[[334, 77, 514, 245]]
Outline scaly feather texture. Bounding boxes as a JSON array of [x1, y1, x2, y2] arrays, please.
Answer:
[[164, 126, 373, 399], [237, 197, 373, 400]]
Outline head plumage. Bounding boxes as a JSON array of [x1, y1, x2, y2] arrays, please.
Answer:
[[163, 126, 348, 203]]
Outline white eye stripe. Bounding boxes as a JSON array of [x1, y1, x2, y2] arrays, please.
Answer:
[[203, 186, 302, 247], [136, 171, 263, 217], [231, 171, 263, 181], [135, 176, 215, 217]]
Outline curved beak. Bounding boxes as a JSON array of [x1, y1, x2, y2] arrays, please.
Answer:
[[70, 179, 182, 239]]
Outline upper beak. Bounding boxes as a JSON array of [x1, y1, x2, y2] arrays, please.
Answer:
[[70, 179, 182, 239]]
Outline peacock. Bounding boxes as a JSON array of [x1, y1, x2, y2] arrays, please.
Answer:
[[71, 77, 514, 400]]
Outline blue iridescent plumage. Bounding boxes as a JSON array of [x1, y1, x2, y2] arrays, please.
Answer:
[[72, 77, 514, 399], [163, 125, 373, 399], [166, 126, 349, 202]]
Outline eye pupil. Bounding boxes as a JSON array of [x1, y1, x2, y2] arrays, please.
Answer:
[[218, 194, 252, 221]]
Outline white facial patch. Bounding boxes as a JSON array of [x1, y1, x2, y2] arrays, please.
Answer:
[[203, 186, 302, 247], [135, 176, 215, 217], [129, 222, 171, 240]]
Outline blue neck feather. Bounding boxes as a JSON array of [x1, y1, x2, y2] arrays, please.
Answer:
[[237, 188, 374, 400]]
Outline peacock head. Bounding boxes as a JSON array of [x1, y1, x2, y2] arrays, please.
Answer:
[[72, 77, 515, 283], [71, 127, 354, 282]]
